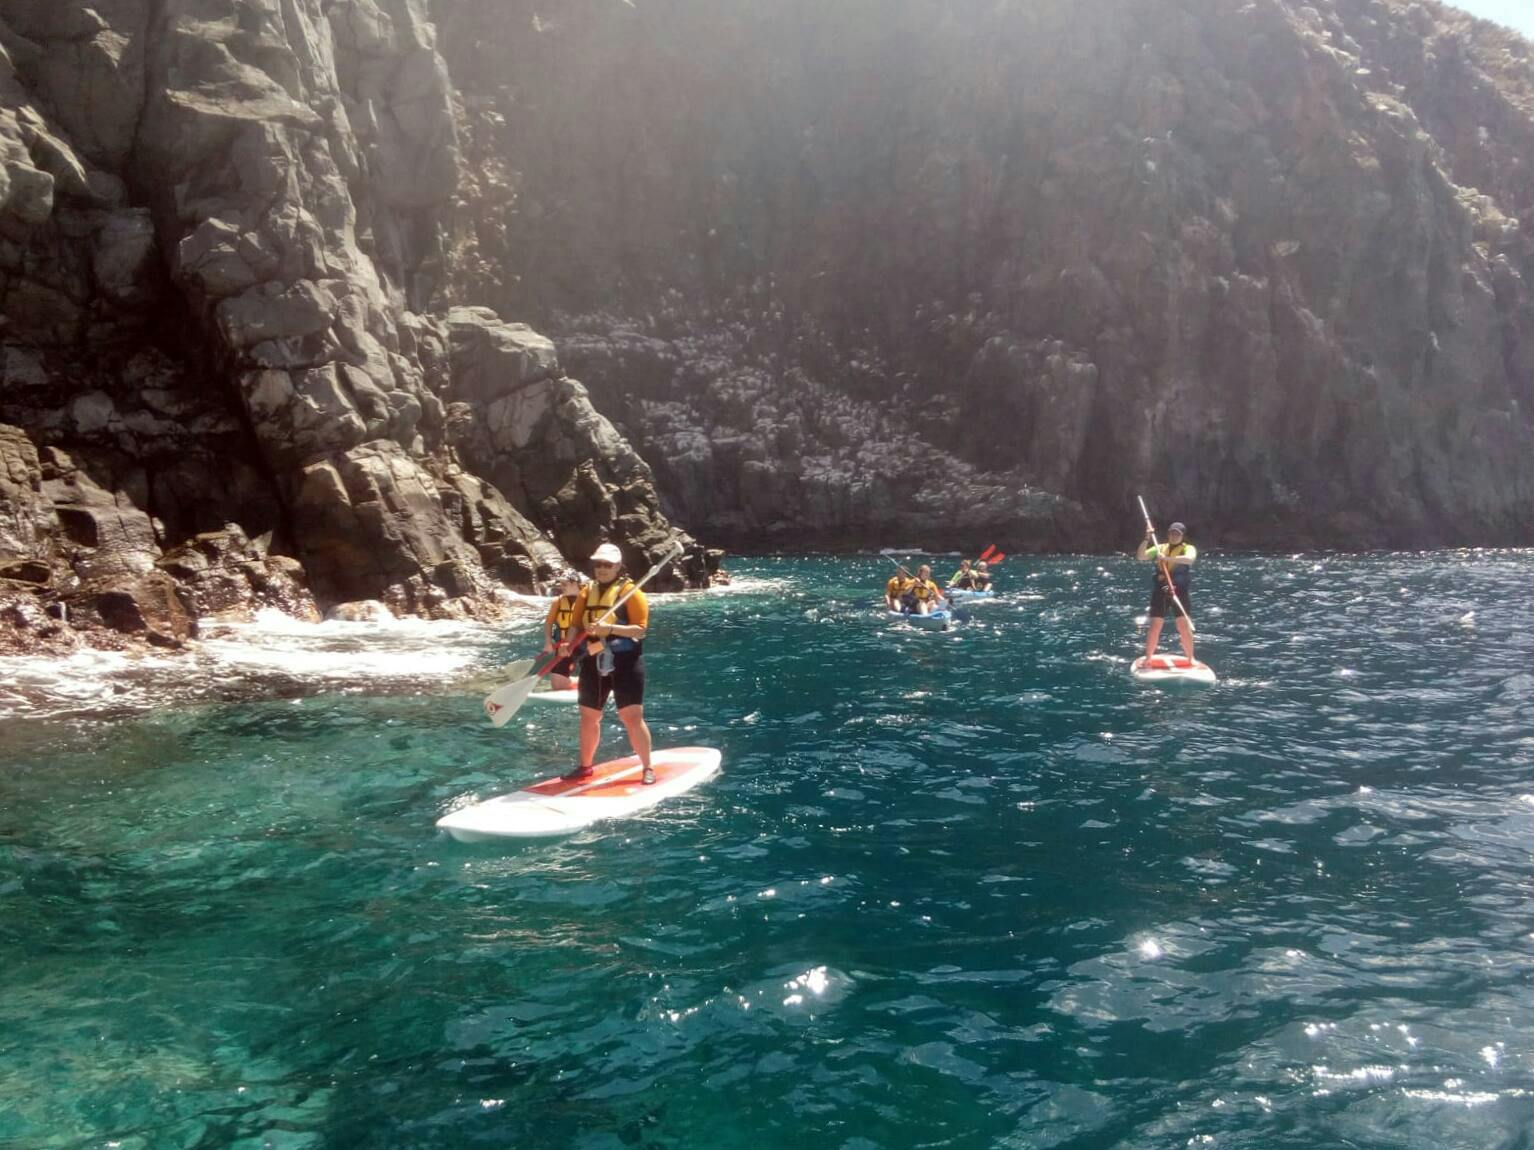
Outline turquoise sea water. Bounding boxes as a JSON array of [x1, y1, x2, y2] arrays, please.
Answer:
[[3, 553, 1534, 1149]]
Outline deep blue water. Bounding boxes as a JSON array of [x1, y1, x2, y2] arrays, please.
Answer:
[[2, 553, 1534, 1149]]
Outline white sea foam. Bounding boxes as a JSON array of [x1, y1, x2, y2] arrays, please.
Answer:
[[0, 608, 539, 722], [0, 574, 780, 721]]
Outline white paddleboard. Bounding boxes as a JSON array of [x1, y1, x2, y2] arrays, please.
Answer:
[[1131, 655, 1217, 685], [437, 746, 722, 841], [887, 610, 951, 631], [525, 686, 581, 705]]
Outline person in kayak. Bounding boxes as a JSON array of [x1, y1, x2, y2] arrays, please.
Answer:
[[559, 543, 655, 784], [1137, 521, 1195, 661], [948, 559, 976, 589], [540, 571, 584, 690], [885, 566, 916, 611], [971, 561, 993, 592], [905, 564, 946, 616]]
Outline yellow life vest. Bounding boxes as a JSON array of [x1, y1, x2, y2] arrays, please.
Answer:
[[552, 594, 578, 635], [911, 578, 941, 602], [583, 578, 635, 629]]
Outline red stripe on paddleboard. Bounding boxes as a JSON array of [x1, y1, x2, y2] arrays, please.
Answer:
[[522, 750, 713, 797], [525, 755, 644, 796], [569, 759, 699, 798]]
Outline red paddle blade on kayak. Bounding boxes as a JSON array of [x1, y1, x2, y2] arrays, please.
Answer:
[[989, 553, 1006, 565], [979, 544, 998, 562]]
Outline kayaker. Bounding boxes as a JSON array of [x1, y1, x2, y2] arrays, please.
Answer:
[[1137, 521, 1195, 661], [559, 543, 655, 784], [905, 564, 946, 616], [885, 566, 915, 612], [971, 561, 993, 591], [540, 571, 584, 690], [948, 559, 976, 589]]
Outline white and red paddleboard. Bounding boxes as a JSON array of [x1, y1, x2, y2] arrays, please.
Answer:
[[525, 686, 581, 705], [1131, 655, 1217, 685], [437, 747, 722, 841]]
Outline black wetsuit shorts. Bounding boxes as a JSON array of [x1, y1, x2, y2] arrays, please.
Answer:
[[578, 648, 646, 710], [1149, 580, 1191, 619]]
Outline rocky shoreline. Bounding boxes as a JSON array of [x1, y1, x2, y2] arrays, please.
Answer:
[[0, 1, 717, 658]]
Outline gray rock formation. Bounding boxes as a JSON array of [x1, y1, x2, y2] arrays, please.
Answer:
[[437, 0, 1534, 550], [0, 0, 704, 653]]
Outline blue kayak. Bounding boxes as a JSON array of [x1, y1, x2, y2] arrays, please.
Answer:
[[887, 609, 951, 631], [944, 588, 995, 603]]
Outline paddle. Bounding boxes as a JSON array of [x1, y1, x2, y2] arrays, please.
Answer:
[[501, 657, 535, 681], [483, 541, 684, 727], [1136, 495, 1195, 632], [949, 544, 998, 584]]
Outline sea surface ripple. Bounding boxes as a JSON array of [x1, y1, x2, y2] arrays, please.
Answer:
[[2, 552, 1533, 1149]]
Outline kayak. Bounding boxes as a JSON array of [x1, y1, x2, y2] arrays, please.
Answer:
[[887, 609, 951, 631], [1130, 655, 1217, 685], [525, 686, 580, 705], [437, 747, 723, 840], [945, 588, 995, 602]]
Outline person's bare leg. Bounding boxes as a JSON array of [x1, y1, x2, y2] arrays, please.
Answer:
[[618, 704, 652, 777], [579, 705, 602, 768], [1175, 615, 1194, 661], [1145, 617, 1164, 659]]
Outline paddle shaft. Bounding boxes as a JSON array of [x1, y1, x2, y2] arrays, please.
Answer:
[[1136, 495, 1195, 630]]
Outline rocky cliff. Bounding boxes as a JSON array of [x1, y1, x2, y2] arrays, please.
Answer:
[[435, 0, 1534, 550], [0, 0, 709, 654]]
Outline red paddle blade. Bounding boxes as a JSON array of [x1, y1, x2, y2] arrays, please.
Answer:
[[990, 553, 1006, 565], [979, 544, 997, 562]]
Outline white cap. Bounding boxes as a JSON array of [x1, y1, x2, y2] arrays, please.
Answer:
[[590, 542, 623, 564]]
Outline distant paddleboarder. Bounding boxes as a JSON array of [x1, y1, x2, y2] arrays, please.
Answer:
[[560, 543, 655, 784], [1137, 521, 1195, 661]]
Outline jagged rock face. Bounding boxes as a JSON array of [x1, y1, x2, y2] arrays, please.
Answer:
[[443, 307, 715, 575], [437, 0, 1534, 549], [0, 0, 703, 650], [0, 423, 193, 649]]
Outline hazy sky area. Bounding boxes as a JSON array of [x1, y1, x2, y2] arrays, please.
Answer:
[[1449, 0, 1534, 37]]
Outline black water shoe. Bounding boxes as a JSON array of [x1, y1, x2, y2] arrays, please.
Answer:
[[562, 765, 595, 781]]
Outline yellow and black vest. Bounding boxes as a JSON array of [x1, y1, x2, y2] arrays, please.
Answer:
[[583, 579, 640, 652], [1152, 542, 1194, 591], [551, 594, 578, 639]]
